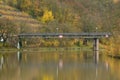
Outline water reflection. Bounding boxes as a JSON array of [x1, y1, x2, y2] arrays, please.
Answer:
[[17, 51, 22, 62], [94, 51, 98, 80], [59, 58, 63, 69], [0, 55, 4, 70], [94, 51, 99, 64], [57, 54, 64, 79], [0, 51, 120, 80]]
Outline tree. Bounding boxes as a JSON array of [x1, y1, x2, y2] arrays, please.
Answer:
[[40, 9, 54, 23], [0, 18, 17, 46]]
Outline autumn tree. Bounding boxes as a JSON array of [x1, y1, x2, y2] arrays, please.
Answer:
[[40, 9, 54, 23], [0, 18, 17, 46]]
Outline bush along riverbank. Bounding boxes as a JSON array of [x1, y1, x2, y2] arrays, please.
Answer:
[[104, 37, 120, 59], [0, 41, 93, 52]]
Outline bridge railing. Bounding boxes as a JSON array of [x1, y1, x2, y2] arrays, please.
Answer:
[[18, 32, 111, 38]]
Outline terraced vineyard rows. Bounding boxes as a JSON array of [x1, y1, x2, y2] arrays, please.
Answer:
[[0, 2, 42, 32]]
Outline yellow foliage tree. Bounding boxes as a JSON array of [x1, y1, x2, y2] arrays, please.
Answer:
[[41, 9, 54, 23]]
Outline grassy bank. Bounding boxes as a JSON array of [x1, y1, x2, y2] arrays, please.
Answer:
[[0, 47, 91, 52], [0, 47, 17, 52], [0, 42, 107, 52]]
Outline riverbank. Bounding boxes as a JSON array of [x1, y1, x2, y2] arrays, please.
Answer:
[[0, 43, 108, 53], [0, 46, 120, 60], [0, 47, 92, 52], [108, 54, 120, 59], [0, 47, 17, 51]]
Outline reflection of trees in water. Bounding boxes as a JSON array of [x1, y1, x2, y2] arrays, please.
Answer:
[[0, 51, 95, 80], [106, 57, 120, 80], [1, 51, 120, 80]]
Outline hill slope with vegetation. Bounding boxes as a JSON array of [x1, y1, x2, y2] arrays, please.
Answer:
[[0, 1, 42, 33], [0, 0, 120, 55]]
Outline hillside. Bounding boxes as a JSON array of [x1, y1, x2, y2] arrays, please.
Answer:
[[0, 1, 42, 33], [1, 0, 120, 32]]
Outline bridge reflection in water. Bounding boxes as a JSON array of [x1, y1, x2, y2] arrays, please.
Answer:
[[0, 51, 117, 80], [0, 55, 4, 70]]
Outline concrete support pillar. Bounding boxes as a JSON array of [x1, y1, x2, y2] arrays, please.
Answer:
[[17, 38, 22, 49], [17, 41, 20, 49], [93, 38, 99, 51]]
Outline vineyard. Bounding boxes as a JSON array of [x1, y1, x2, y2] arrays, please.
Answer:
[[0, 2, 42, 33]]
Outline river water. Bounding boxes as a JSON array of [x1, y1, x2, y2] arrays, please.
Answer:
[[0, 51, 120, 80]]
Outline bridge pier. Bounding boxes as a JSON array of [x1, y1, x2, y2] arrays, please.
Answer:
[[93, 38, 99, 51], [17, 38, 22, 49]]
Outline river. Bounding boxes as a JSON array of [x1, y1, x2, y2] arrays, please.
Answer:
[[0, 51, 120, 80]]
